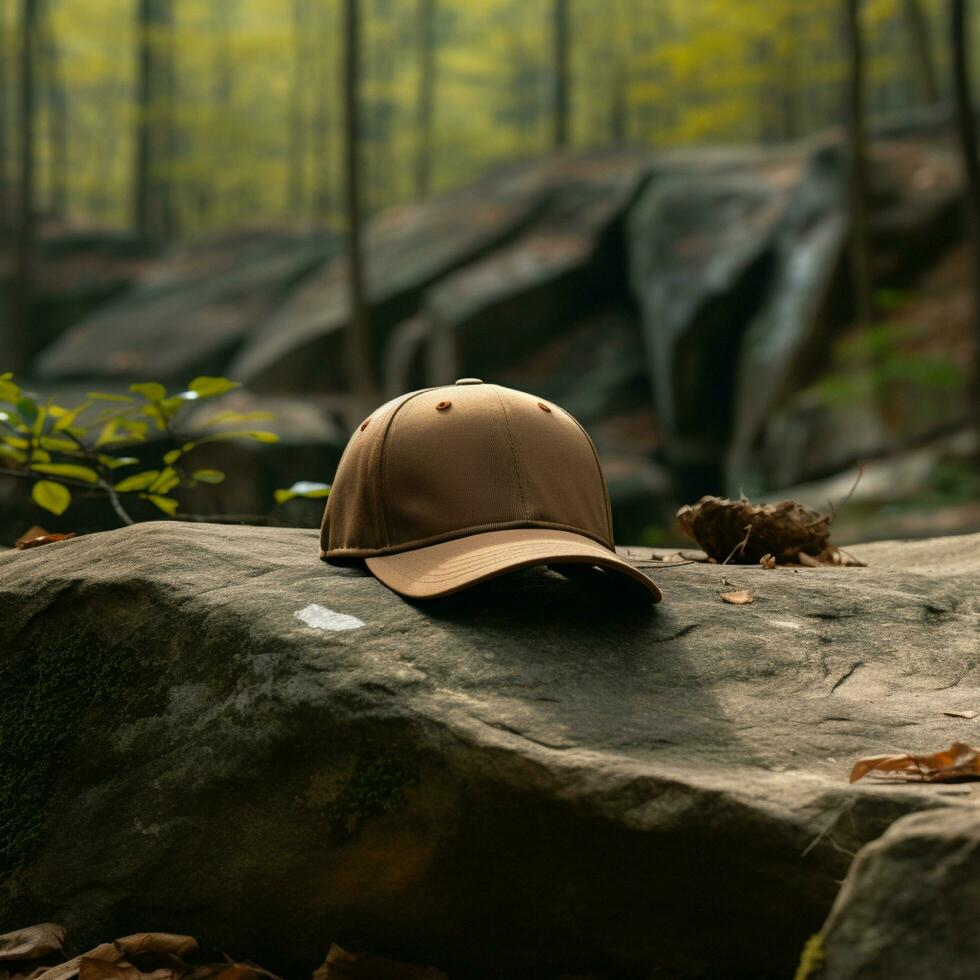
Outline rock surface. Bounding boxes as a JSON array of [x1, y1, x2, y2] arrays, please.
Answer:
[[1, 523, 978, 979], [35, 231, 338, 383], [813, 807, 980, 980]]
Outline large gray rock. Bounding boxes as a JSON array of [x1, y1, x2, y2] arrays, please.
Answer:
[[414, 152, 651, 386], [627, 150, 802, 499], [34, 231, 337, 383], [2, 524, 978, 979], [228, 161, 558, 393], [729, 136, 965, 495], [813, 807, 980, 980]]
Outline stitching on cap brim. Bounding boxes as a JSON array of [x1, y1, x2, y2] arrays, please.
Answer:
[[364, 529, 662, 602]]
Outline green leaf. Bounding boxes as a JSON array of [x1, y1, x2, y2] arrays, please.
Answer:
[[38, 435, 81, 453], [192, 410, 275, 427], [15, 397, 38, 425], [96, 418, 145, 447], [119, 419, 149, 439], [143, 493, 178, 516], [188, 376, 240, 399], [87, 391, 134, 402], [96, 419, 121, 448], [274, 481, 331, 504], [0, 443, 27, 464], [3, 434, 30, 450], [32, 480, 71, 516], [30, 449, 51, 463], [53, 401, 93, 431], [163, 448, 183, 465], [99, 455, 139, 470], [130, 381, 167, 401], [148, 466, 180, 494], [31, 463, 100, 484], [113, 470, 161, 492], [191, 468, 225, 484], [198, 429, 280, 446], [0, 379, 20, 404]]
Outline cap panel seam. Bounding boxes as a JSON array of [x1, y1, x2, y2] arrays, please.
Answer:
[[555, 405, 614, 545], [377, 386, 439, 549], [489, 385, 530, 522]]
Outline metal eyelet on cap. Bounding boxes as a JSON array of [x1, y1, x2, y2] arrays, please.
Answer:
[[537, 402, 552, 413], [436, 400, 452, 411]]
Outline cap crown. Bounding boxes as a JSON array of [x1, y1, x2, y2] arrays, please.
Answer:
[[321, 381, 615, 558]]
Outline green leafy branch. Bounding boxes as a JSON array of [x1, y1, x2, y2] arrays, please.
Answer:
[[0, 372, 291, 524]]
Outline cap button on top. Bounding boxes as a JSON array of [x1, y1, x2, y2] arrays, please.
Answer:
[[454, 378, 483, 385]]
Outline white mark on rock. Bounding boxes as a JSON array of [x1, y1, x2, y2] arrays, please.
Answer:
[[770, 619, 803, 630], [295, 603, 365, 631]]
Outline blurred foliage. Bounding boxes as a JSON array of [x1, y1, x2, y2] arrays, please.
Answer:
[[0, 372, 328, 522], [812, 313, 967, 409], [0, 0, 949, 235]]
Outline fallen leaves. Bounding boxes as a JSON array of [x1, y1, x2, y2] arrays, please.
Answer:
[[676, 495, 864, 567], [0, 924, 66, 962], [14, 527, 76, 550], [313, 945, 446, 979], [850, 741, 980, 783], [0, 929, 447, 980]]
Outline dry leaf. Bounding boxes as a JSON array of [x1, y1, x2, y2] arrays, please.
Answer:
[[0, 925, 66, 962], [943, 710, 978, 720], [720, 590, 753, 605], [313, 945, 447, 980], [78, 959, 142, 980], [676, 496, 831, 564], [113, 936, 197, 961], [759, 554, 776, 569], [850, 741, 980, 783], [15, 531, 76, 550], [33, 945, 123, 980]]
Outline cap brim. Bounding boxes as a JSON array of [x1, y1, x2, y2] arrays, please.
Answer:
[[364, 528, 662, 602]]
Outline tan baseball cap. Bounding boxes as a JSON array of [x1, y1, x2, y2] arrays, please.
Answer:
[[319, 378, 662, 602]]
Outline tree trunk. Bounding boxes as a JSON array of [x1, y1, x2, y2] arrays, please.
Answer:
[[552, 0, 569, 148], [951, 0, 980, 446], [312, 0, 333, 223], [0, 5, 10, 239], [288, 0, 308, 217], [842, 0, 874, 329], [43, 0, 68, 219], [413, 0, 435, 199], [133, 0, 174, 242], [210, 0, 234, 226], [342, 0, 376, 422], [9, 0, 38, 373], [902, 0, 939, 105]]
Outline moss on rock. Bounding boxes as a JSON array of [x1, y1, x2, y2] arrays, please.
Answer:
[[324, 751, 419, 842], [0, 629, 131, 885]]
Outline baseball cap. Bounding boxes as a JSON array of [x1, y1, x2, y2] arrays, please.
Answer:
[[319, 378, 662, 603]]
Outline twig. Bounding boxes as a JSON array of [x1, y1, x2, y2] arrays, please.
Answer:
[[836, 546, 867, 567], [829, 464, 865, 523], [102, 480, 135, 526], [801, 798, 857, 858], [721, 523, 753, 565], [63, 426, 135, 526]]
